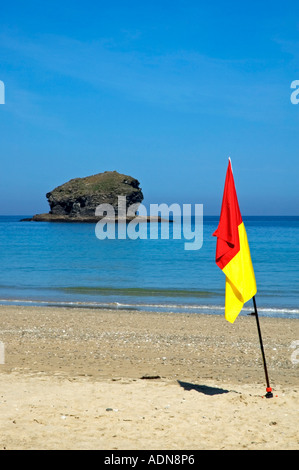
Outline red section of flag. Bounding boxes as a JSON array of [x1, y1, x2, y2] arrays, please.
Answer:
[[213, 159, 243, 270]]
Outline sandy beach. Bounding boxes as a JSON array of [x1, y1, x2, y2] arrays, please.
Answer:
[[0, 305, 298, 450]]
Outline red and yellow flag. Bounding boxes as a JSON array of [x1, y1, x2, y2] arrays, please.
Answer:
[[213, 159, 257, 323]]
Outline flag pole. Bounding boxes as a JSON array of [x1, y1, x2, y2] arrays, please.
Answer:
[[252, 296, 273, 398]]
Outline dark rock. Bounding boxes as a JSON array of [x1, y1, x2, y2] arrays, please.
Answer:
[[25, 171, 144, 222], [140, 375, 161, 380]]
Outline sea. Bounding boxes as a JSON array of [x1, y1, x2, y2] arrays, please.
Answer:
[[0, 215, 298, 319]]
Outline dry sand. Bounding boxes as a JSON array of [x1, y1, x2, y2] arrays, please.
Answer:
[[0, 305, 298, 450]]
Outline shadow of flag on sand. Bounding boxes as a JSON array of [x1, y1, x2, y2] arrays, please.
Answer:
[[178, 381, 229, 396]]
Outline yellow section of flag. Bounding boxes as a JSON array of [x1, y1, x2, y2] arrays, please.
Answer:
[[222, 222, 257, 323]]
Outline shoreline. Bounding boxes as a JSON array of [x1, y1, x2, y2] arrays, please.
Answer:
[[0, 298, 298, 320], [0, 304, 298, 450]]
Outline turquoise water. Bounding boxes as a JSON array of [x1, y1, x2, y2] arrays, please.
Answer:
[[0, 216, 298, 318]]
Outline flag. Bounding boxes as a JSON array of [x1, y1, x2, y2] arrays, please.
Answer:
[[213, 158, 257, 323]]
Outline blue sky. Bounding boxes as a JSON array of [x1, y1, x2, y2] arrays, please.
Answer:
[[0, 0, 298, 215]]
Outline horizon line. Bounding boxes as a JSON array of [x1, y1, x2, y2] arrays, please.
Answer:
[[1, 214, 299, 218]]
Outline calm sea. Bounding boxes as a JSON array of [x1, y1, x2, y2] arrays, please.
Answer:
[[0, 215, 298, 319]]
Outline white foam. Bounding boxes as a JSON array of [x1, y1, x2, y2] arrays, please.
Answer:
[[0, 298, 298, 317]]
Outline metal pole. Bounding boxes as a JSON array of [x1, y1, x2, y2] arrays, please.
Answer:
[[252, 296, 273, 398]]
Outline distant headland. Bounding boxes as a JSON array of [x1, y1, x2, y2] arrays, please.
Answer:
[[22, 171, 155, 223]]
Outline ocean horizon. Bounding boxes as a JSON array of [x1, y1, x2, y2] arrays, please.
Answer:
[[0, 215, 298, 319]]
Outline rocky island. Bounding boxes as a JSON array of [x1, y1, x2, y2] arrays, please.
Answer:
[[23, 171, 146, 222]]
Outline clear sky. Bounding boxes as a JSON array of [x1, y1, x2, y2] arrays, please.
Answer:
[[0, 0, 298, 215]]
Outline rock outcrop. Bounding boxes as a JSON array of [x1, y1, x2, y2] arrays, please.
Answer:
[[26, 171, 144, 222]]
